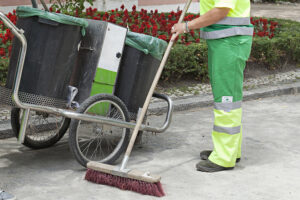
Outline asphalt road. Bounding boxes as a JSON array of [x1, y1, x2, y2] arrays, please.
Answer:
[[1, 93, 300, 200]]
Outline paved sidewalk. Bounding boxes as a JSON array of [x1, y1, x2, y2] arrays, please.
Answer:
[[251, 3, 300, 22], [1, 93, 300, 200]]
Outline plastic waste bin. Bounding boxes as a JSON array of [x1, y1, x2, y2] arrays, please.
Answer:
[[71, 20, 127, 115], [4, 6, 88, 108], [114, 31, 168, 119]]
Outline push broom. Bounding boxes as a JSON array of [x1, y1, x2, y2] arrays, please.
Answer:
[[85, 0, 193, 197]]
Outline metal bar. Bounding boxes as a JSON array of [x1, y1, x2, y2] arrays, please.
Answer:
[[18, 109, 30, 144], [148, 93, 173, 133]]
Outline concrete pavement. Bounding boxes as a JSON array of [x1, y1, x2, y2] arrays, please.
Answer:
[[251, 3, 300, 22], [1, 93, 300, 200]]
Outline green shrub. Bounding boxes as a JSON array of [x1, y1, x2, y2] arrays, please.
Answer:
[[250, 18, 300, 69], [163, 42, 208, 82]]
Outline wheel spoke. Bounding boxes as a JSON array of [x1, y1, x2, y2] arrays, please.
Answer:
[[72, 95, 130, 165]]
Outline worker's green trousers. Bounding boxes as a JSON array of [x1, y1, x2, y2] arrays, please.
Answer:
[[207, 35, 252, 167]]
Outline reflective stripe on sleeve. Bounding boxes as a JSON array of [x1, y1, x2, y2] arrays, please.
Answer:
[[215, 17, 251, 26], [213, 125, 241, 135], [214, 101, 242, 112], [200, 27, 254, 39]]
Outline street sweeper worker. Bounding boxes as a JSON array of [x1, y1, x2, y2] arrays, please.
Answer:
[[172, 0, 253, 172]]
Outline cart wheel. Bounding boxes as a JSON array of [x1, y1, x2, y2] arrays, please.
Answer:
[[69, 94, 130, 167], [11, 108, 71, 149]]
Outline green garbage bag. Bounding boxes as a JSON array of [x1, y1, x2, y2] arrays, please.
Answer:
[[125, 31, 168, 60], [16, 6, 88, 36]]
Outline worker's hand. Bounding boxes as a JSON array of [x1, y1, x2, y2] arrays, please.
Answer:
[[171, 23, 186, 41]]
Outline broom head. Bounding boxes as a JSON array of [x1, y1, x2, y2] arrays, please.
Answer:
[[85, 162, 165, 197]]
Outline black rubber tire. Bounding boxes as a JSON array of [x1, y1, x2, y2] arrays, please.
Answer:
[[11, 107, 71, 149], [68, 94, 131, 167]]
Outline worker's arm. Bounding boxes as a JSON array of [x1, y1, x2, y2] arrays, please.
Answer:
[[171, 7, 230, 40]]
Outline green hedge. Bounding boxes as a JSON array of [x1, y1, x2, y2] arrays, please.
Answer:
[[162, 18, 300, 82]]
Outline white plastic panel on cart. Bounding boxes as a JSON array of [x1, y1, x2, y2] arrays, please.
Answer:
[[97, 23, 127, 72]]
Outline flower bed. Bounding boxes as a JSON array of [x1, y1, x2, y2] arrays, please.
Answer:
[[78, 6, 279, 44]]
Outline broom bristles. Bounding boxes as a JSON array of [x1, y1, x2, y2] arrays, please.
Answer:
[[85, 168, 165, 197]]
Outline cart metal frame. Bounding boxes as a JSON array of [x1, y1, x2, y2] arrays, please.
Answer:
[[0, 12, 173, 144]]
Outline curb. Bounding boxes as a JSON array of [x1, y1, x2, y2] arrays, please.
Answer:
[[148, 81, 300, 115], [1, 81, 300, 139]]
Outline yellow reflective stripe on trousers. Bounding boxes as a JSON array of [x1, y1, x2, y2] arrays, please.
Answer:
[[200, 27, 254, 40], [214, 108, 242, 128]]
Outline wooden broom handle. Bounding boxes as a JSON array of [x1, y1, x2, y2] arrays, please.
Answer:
[[123, 0, 194, 160]]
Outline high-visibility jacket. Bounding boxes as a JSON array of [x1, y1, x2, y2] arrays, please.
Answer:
[[200, 0, 253, 39]]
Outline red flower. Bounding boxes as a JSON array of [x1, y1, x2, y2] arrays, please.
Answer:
[[120, 4, 125, 10], [257, 31, 264, 37], [263, 25, 268, 31], [132, 5, 137, 11], [181, 35, 186, 42], [124, 9, 129, 16], [158, 35, 167, 40], [270, 25, 275, 32], [0, 48, 5, 56], [190, 30, 195, 38], [271, 21, 278, 26]]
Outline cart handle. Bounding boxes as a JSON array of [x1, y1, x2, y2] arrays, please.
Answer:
[[0, 12, 28, 110], [149, 93, 173, 133]]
